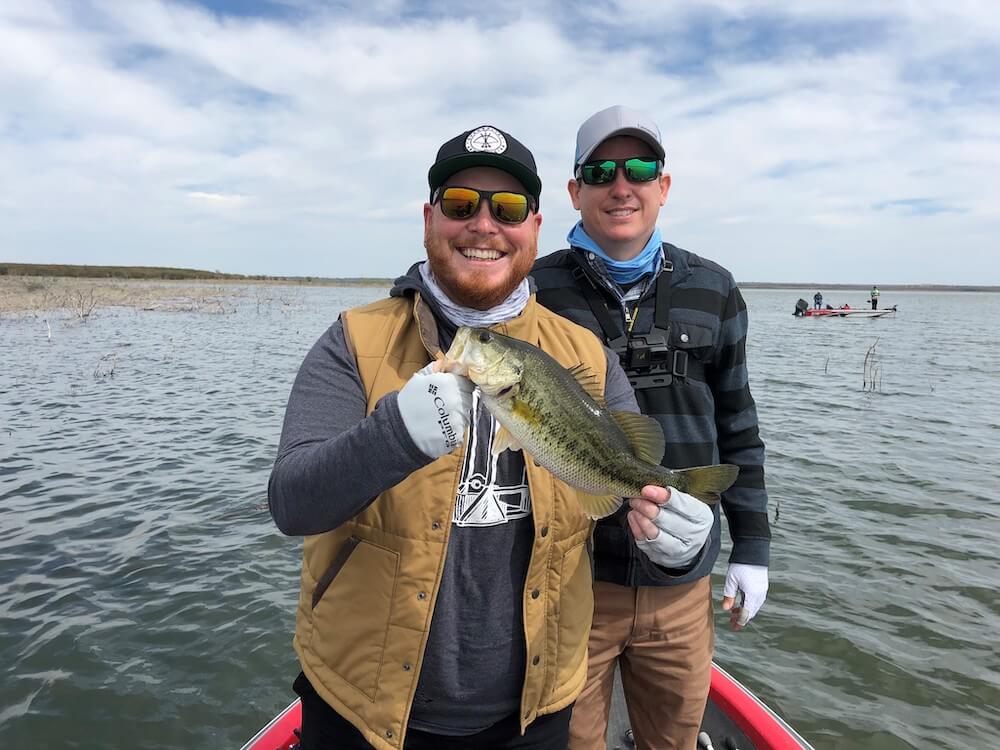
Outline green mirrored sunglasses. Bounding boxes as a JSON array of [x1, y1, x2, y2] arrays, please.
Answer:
[[578, 157, 661, 185]]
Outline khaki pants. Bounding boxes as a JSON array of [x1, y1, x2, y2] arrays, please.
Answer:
[[568, 578, 714, 750]]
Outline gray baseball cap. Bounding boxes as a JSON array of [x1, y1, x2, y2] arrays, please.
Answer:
[[573, 105, 665, 169]]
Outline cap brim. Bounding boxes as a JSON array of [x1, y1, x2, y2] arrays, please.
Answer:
[[576, 127, 666, 167], [428, 154, 541, 204]]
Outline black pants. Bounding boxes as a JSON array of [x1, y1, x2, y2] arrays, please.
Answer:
[[871, 299, 878, 309], [294, 673, 572, 750]]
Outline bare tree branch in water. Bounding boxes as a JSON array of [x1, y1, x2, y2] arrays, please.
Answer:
[[71, 288, 99, 321], [94, 352, 118, 378], [863, 338, 882, 393]]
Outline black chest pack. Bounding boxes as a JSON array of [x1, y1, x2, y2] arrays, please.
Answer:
[[569, 256, 704, 391]]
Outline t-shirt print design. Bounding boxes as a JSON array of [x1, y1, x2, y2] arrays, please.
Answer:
[[452, 392, 530, 527]]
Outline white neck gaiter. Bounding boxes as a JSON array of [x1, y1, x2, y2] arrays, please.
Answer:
[[419, 262, 530, 328]]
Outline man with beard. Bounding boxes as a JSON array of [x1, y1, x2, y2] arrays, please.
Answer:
[[268, 125, 715, 750]]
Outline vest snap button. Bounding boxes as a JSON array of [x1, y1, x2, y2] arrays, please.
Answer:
[[403, 662, 412, 671], [532, 655, 540, 666], [417, 591, 427, 600], [431, 521, 441, 530], [531, 589, 540, 599], [540, 526, 549, 537], [386, 729, 394, 738], [680, 332, 689, 343]]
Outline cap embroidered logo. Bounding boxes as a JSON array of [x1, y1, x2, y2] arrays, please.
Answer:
[[465, 126, 507, 154]]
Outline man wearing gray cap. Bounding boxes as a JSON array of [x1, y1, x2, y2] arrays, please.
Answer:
[[532, 106, 771, 750]]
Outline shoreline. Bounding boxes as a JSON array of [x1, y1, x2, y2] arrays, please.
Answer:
[[4, 275, 999, 295], [3, 262, 998, 292], [739, 282, 1000, 292], [3, 275, 998, 318]]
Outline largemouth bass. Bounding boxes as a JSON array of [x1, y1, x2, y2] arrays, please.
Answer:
[[442, 327, 739, 519]]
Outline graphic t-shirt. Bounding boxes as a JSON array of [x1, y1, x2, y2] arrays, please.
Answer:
[[409, 391, 534, 735]]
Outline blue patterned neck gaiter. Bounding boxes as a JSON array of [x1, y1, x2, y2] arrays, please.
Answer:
[[567, 221, 662, 285]]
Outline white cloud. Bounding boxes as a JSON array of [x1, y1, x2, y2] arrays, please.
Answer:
[[0, 0, 998, 284], [187, 191, 247, 205]]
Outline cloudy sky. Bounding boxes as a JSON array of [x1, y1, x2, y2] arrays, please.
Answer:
[[2, 1, 998, 284]]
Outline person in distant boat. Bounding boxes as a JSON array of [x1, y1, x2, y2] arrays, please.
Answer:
[[532, 105, 770, 750], [870, 285, 880, 309], [813, 291, 823, 309], [268, 125, 710, 750]]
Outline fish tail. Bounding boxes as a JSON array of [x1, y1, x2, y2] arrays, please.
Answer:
[[671, 464, 740, 505]]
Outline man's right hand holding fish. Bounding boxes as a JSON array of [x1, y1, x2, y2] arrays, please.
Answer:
[[627, 485, 714, 569], [397, 362, 475, 459]]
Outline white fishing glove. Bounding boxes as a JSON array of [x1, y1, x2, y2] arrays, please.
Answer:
[[633, 487, 714, 568], [722, 563, 769, 628], [397, 363, 475, 460]]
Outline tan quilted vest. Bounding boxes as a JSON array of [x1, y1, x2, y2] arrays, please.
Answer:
[[293, 292, 607, 750]]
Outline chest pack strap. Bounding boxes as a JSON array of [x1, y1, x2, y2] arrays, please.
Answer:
[[570, 263, 629, 353], [569, 253, 692, 390]]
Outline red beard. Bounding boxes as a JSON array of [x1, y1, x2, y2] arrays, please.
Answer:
[[424, 229, 537, 310]]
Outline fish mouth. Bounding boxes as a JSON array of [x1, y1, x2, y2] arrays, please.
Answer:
[[441, 327, 518, 391], [441, 327, 474, 375]]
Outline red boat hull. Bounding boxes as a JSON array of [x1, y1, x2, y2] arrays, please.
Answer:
[[241, 664, 813, 750]]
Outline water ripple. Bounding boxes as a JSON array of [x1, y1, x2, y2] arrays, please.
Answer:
[[2, 287, 999, 748]]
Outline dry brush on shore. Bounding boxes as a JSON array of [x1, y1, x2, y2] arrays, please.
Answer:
[[0, 277, 243, 319]]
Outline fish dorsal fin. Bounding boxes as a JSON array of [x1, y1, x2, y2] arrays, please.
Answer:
[[577, 492, 623, 520], [492, 425, 523, 456], [567, 363, 603, 404], [611, 411, 665, 465]]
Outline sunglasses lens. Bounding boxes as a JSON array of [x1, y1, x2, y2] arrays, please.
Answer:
[[581, 160, 617, 185], [581, 158, 660, 185], [439, 187, 530, 224], [624, 158, 659, 182], [439, 187, 481, 220], [490, 192, 530, 224]]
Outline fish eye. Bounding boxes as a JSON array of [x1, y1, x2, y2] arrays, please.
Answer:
[[497, 385, 513, 396], [478, 331, 492, 343]]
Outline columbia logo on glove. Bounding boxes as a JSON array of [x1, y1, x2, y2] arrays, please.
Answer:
[[397, 364, 475, 460], [435, 398, 459, 451]]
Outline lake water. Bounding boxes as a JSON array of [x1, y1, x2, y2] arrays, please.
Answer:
[[1, 285, 998, 749]]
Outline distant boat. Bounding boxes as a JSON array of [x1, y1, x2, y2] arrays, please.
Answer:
[[793, 299, 897, 318], [803, 306, 897, 319]]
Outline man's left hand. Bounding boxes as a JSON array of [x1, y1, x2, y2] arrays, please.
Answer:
[[722, 563, 768, 630]]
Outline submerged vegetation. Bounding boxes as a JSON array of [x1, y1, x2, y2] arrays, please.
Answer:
[[863, 338, 883, 393], [0, 264, 392, 319], [0, 276, 241, 318]]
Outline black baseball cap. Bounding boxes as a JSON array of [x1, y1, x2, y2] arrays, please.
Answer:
[[428, 125, 542, 208]]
